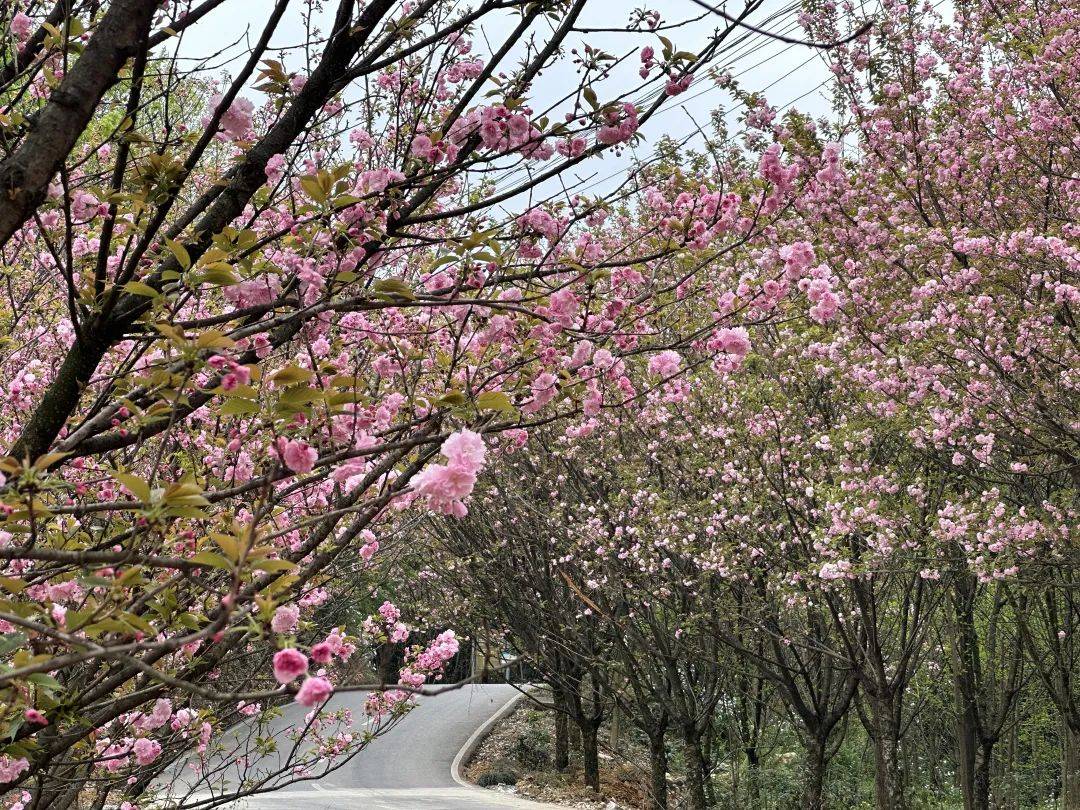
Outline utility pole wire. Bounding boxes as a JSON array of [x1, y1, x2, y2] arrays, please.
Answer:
[[688, 0, 873, 48]]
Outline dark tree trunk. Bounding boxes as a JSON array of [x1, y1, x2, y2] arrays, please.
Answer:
[[745, 744, 761, 808], [580, 718, 601, 791], [682, 728, 708, 810], [951, 571, 980, 810], [1065, 722, 1080, 810], [973, 739, 993, 810], [647, 729, 669, 810], [955, 680, 978, 810], [569, 717, 582, 753], [803, 735, 828, 810], [555, 707, 570, 770], [869, 705, 906, 810]]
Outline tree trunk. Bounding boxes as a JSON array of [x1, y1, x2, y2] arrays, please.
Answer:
[[870, 710, 906, 810], [682, 728, 708, 810], [803, 735, 828, 810], [647, 730, 669, 810], [745, 744, 761, 808], [553, 690, 569, 770], [609, 703, 622, 751], [580, 719, 600, 792], [951, 571, 980, 810], [973, 739, 992, 810], [955, 685, 978, 810], [1065, 722, 1080, 810]]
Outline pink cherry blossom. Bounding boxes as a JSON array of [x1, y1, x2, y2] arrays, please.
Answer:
[[295, 676, 333, 707], [281, 439, 318, 474], [271, 604, 300, 634], [272, 648, 309, 684]]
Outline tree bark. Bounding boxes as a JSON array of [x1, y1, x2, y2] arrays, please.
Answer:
[[569, 714, 582, 753], [609, 703, 622, 751], [0, 0, 159, 248], [647, 729, 669, 810], [956, 693, 978, 810], [1065, 722, 1080, 810], [682, 728, 708, 810], [803, 735, 828, 810], [973, 739, 992, 810], [745, 743, 761, 808], [553, 689, 570, 771], [870, 708, 906, 810], [9, 332, 113, 461], [580, 718, 600, 792], [951, 570, 980, 810], [9, 0, 399, 462]]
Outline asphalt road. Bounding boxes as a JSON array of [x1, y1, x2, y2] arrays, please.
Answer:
[[173, 684, 555, 809]]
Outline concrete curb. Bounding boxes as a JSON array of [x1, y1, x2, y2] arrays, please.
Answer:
[[451, 686, 529, 787], [450, 686, 558, 807]]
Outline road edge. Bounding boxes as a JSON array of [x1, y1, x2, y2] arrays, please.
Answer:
[[450, 685, 529, 789]]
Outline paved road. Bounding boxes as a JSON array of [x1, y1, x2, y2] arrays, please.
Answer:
[[172, 684, 554, 809]]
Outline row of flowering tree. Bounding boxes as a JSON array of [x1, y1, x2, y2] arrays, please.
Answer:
[[418, 0, 1080, 808], [0, 0, 864, 807]]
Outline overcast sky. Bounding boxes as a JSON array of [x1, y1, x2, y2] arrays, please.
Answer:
[[173, 1, 849, 207]]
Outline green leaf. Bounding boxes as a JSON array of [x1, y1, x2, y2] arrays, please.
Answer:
[[198, 264, 239, 286], [300, 175, 327, 203], [189, 551, 233, 570], [123, 281, 160, 298], [0, 633, 28, 657], [113, 471, 151, 502], [270, 365, 314, 387], [252, 559, 297, 574], [0, 578, 26, 595], [219, 398, 260, 416], [26, 673, 62, 692], [372, 278, 416, 300], [438, 391, 467, 407], [211, 533, 242, 562], [475, 391, 516, 413], [165, 238, 191, 270]]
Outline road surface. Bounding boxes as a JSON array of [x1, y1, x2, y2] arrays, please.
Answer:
[[174, 684, 555, 809]]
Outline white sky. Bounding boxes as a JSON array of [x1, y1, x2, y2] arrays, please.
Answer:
[[172, 1, 846, 205]]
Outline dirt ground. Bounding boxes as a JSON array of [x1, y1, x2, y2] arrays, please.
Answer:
[[463, 698, 658, 809]]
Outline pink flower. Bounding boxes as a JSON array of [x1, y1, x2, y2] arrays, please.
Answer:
[[10, 13, 32, 41], [595, 103, 638, 147], [411, 464, 478, 518], [411, 430, 487, 517], [271, 604, 300, 634], [359, 538, 379, 562], [264, 153, 286, 184], [295, 676, 333, 707], [282, 439, 317, 474], [665, 74, 692, 96], [411, 134, 433, 157], [0, 755, 29, 784], [208, 94, 255, 141], [272, 648, 309, 684], [23, 709, 47, 726], [648, 350, 681, 378], [522, 372, 558, 413], [712, 327, 751, 358], [133, 737, 161, 766], [311, 642, 333, 663], [440, 429, 486, 473]]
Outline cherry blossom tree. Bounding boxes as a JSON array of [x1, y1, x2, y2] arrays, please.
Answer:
[[0, 0, 838, 806]]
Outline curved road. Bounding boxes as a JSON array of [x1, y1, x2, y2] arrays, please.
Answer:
[[189, 684, 555, 809]]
